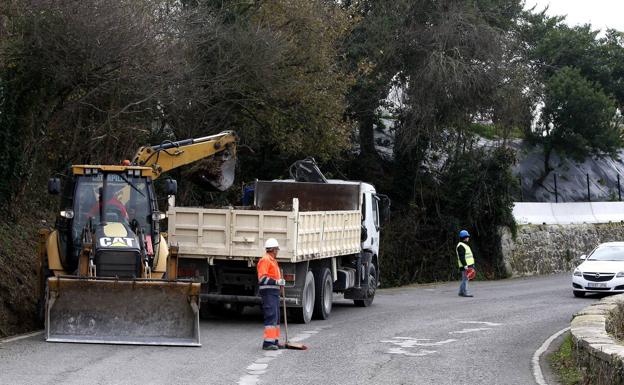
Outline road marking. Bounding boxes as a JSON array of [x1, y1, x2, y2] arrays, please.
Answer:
[[382, 320, 502, 358], [237, 327, 321, 385], [381, 337, 457, 357], [0, 330, 44, 344], [380, 337, 457, 348], [387, 347, 438, 357], [533, 327, 569, 385], [460, 321, 503, 326]]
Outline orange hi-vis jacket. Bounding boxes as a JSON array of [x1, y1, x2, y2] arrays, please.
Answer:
[[257, 253, 282, 290]]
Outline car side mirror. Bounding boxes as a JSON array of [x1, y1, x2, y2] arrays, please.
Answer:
[[165, 179, 178, 195], [580, 254, 587, 260], [48, 178, 61, 195]]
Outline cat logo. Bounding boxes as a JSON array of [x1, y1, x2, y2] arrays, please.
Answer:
[[99, 237, 136, 248]]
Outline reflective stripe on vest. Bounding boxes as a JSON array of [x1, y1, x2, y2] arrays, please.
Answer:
[[456, 242, 475, 267]]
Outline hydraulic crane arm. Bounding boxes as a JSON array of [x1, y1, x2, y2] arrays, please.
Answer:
[[132, 131, 237, 191]]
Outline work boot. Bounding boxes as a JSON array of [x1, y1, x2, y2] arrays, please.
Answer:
[[262, 344, 279, 351]]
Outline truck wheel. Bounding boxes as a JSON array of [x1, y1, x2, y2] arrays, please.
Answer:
[[289, 271, 315, 324], [354, 264, 376, 307], [313, 268, 333, 320], [573, 290, 586, 298]]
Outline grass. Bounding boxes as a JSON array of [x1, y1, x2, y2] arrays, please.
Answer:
[[548, 333, 585, 385], [467, 123, 525, 140]]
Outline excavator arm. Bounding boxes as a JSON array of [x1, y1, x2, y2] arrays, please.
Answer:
[[132, 131, 237, 191]]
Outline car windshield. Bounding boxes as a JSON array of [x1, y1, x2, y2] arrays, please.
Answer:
[[588, 246, 624, 261]]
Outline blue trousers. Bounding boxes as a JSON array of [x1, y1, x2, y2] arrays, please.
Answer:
[[260, 288, 280, 346], [459, 270, 468, 295]]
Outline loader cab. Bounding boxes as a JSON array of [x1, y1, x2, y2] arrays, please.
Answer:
[[55, 166, 161, 273]]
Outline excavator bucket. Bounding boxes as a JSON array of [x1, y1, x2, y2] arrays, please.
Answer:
[[185, 150, 236, 191], [45, 277, 201, 346]]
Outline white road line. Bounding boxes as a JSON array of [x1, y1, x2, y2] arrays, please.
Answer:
[[380, 338, 457, 348], [237, 327, 320, 385], [532, 327, 569, 385], [460, 321, 503, 327], [449, 327, 492, 334], [0, 330, 43, 344]]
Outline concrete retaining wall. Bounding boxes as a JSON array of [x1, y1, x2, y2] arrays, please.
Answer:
[[513, 202, 624, 225], [499, 223, 624, 276], [571, 294, 624, 385]]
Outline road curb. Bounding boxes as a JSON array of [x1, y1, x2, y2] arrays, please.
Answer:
[[532, 327, 569, 385], [0, 330, 43, 344]]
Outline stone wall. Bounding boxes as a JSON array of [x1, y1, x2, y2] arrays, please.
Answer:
[[499, 223, 624, 277], [571, 294, 624, 385]]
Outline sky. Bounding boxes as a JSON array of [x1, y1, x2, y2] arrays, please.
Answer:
[[524, 0, 624, 32]]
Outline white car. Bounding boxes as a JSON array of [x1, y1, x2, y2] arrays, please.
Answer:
[[572, 242, 624, 297]]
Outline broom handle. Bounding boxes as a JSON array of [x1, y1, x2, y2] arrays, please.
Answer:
[[281, 284, 289, 343]]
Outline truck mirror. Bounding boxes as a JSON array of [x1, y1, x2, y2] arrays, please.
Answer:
[[165, 179, 178, 195], [48, 178, 61, 195], [376, 194, 391, 223]]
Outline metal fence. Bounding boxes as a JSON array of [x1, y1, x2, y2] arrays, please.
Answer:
[[516, 172, 624, 203]]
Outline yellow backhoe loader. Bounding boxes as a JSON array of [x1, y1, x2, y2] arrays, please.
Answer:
[[37, 131, 237, 346]]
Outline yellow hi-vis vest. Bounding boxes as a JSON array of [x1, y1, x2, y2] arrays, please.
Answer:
[[456, 242, 475, 267]]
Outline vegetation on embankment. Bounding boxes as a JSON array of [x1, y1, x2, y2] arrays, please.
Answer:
[[548, 333, 586, 385], [0, 216, 43, 338]]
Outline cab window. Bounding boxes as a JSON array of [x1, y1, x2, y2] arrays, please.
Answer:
[[372, 197, 379, 230]]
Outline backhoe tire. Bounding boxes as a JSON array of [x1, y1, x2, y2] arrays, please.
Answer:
[[288, 271, 315, 324], [313, 268, 333, 320], [354, 264, 377, 307]]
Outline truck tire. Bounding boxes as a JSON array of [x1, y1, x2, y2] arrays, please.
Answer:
[[313, 268, 333, 320], [354, 264, 376, 307], [288, 271, 315, 324], [573, 290, 586, 298]]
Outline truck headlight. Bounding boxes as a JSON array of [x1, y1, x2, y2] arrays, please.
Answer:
[[617, 272, 624, 278], [573, 269, 582, 277]]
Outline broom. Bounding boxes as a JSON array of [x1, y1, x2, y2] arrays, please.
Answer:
[[281, 284, 308, 350]]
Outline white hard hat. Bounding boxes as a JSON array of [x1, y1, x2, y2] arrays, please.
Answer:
[[264, 238, 280, 249]]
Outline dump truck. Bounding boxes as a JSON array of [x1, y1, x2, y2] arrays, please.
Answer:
[[168, 160, 390, 323], [37, 131, 237, 346]]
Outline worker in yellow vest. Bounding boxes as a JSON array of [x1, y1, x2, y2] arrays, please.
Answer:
[[456, 230, 475, 297], [257, 238, 285, 350]]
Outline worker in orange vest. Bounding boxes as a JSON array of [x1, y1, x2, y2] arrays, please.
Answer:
[[257, 238, 285, 350]]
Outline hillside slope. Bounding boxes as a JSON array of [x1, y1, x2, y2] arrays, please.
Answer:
[[512, 140, 624, 202], [0, 217, 40, 337]]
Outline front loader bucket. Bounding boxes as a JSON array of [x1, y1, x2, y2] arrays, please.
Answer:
[[45, 277, 201, 346]]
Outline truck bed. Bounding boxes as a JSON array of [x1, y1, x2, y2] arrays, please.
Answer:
[[167, 199, 361, 263]]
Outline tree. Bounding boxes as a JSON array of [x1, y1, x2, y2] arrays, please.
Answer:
[[341, 1, 404, 162], [170, 1, 354, 166], [538, 67, 620, 180]]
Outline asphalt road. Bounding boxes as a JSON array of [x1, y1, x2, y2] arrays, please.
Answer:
[[0, 273, 598, 385]]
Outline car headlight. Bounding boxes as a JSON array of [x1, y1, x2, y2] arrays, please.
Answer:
[[573, 269, 582, 277], [617, 272, 624, 278]]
